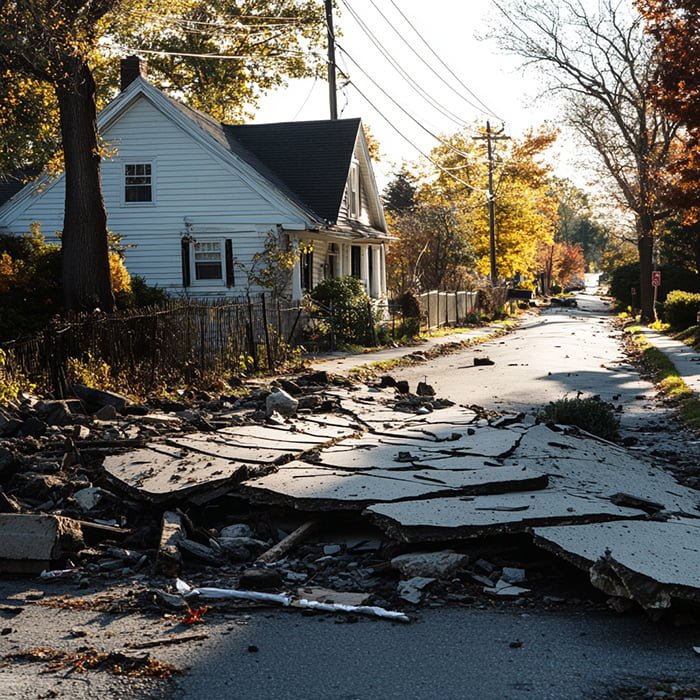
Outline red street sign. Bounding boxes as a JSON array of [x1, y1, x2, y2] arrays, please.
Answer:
[[651, 271, 661, 287]]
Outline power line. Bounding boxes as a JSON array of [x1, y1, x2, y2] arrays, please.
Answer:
[[336, 0, 468, 129], [336, 43, 484, 163], [117, 46, 320, 61], [385, 0, 502, 122], [342, 74, 488, 196], [292, 76, 319, 120]]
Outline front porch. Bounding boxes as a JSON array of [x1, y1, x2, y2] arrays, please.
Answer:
[[290, 236, 388, 301]]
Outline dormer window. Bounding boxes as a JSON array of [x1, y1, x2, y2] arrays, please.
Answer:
[[348, 160, 360, 219], [124, 163, 153, 203]]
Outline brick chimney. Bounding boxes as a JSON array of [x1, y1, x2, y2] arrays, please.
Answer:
[[120, 56, 147, 91]]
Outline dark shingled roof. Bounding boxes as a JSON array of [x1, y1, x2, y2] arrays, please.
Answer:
[[162, 92, 361, 223], [225, 119, 361, 224]]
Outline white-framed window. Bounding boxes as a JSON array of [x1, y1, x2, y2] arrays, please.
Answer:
[[124, 162, 154, 204], [348, 160, 360, 219], [181, 236, 234, 288], [193, 240, 223, 281]]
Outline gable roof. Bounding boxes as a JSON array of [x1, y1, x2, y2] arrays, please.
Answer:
[[161, 91, 362, 225], [1, 79, 387, 235], [225, 120, 361, 225]]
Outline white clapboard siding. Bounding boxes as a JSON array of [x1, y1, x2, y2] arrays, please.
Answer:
[[336, 139, 375, 229], [1, 95, 307, 296]]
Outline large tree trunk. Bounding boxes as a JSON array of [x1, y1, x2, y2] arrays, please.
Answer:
[[56, 57, 114, 313], [637, 215, 655, 323]]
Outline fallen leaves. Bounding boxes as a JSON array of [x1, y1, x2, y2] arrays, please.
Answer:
[[6, 646, 182, 678]]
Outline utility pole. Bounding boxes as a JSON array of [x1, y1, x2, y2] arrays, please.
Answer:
[[473, 121, 510, 286], [325, 0, 338, 120]]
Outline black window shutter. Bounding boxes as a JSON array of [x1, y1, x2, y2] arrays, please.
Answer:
[[225, 239, 234, 287], [181, 238, 191, 287]]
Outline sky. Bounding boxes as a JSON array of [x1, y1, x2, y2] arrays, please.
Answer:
[[252, 0, 570, 191]]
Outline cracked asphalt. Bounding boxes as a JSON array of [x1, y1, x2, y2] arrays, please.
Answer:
[[2, 294, 699, 700]]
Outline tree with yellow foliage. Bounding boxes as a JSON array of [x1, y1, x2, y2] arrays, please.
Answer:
[[386, 125, 559, 292]]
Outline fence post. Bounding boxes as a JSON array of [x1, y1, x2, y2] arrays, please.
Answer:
[[367, 300, 378, 346], [329, 301, 336, 351], [261, 293, 274, 372], [247, 296, 259, 371], [426, 291, 431, 332]]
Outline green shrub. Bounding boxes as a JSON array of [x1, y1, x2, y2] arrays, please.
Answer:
[[116, 275, 169, 309], [663, 290, 700, 329], [0, 228, 62, 340], [309, 276, 377, 347], [540, 397, 620, 440]]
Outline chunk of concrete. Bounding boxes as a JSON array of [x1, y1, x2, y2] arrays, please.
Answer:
[[533, 518, 700, 610], [220, 523, 254, 539], [398, 576, 435, 604], [72, 384, 128, 412], [73, 487, 109, 511], [266, 388, 298, 417], [366, 490, 644, 542], [0, 514, 83, 574], [391, 550, 468, 578], [155, 511, 185, 577]]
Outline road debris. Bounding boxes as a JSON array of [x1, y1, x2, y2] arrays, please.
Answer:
[[0, 514, 83, 574], [0, 371, 698, 626], [5, 646, 181, 678], [533, 518, 700, 611], [176, 579, 410, 622]]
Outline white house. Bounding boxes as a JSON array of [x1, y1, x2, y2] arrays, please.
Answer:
[[0, 57, 390, 302]]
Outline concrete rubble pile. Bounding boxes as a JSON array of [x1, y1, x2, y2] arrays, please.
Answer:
[[1, 372, 699, 621]]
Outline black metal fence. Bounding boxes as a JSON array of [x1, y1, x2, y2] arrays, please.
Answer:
[[0, 297, 303, 398]]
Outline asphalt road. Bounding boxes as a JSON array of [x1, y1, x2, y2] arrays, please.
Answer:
[[3, 581, 699, 700], [3, 297, 699, 700]]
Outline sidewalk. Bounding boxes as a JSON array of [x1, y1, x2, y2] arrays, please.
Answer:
[[305, 325, 505, 374], [636, 326, 700, 395]]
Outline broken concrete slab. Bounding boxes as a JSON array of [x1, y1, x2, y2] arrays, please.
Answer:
[[533, 518, 700, 610], [517, 424, 700, 515], [100, 417, 359, 503], [0, 514, 83, 574], [377, 427, 522, 458], [241, 462, 547, 510], [101, 443, 250, 502], [366, 490, 645, 542]]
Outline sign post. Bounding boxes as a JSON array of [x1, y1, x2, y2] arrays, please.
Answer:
[[651, 271, 661, 322]]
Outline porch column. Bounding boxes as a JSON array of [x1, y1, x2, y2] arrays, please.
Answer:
[[380, 244, 387, 296], [291, 236, 302, 301], [361, 244, 370, 293], [338, 243, 346, 276], [371, 245, 381, 299]]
